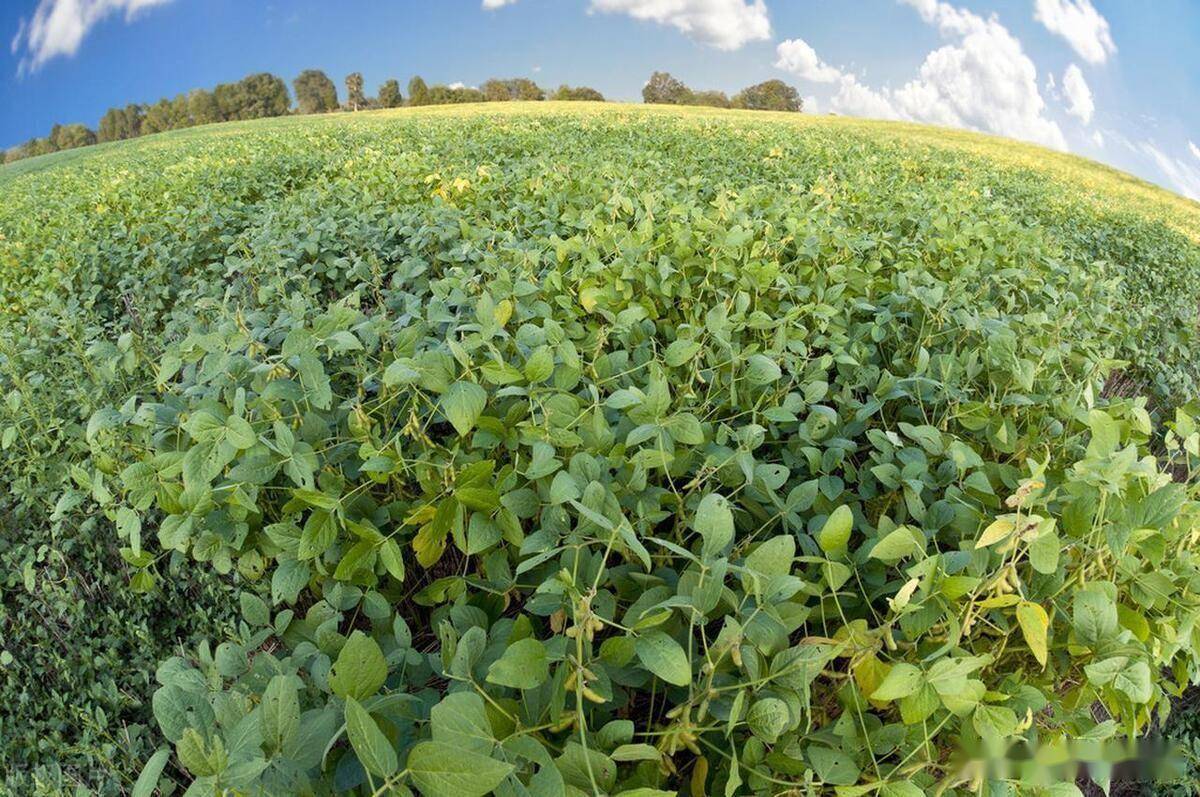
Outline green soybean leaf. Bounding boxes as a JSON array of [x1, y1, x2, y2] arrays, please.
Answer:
[[1073, 588, 1118, 648], [328, 631, 387, 701], [745, 354, 782, 386], [261, 674, 299, 755], [746, 697, 789, 743], [407, 741, 514, 797], [239, 592, 270, 627], [693, 493, 734, 559], [344, 697, 397, 778], [870, 663, 923, 701], [635, 631, 691, 687], [807, 745, 861, 786], [524, 346, 555, 383], [430, 691, 494, 755], [868, 526, 924, 563], [131, 748, 171, 797], [665, 339, 702, 367], [442, 381, 487, 437], [486, 637, 549, 689], [225, 416, 257, 450]]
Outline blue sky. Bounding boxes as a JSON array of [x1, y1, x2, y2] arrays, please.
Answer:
[[3, 0, 1199, 200]]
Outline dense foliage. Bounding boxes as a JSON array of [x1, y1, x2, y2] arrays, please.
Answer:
[[643, 73, 803, 113], [3, 105, 1200, 796], [295, 70, 342, 115], [4, 69, 793, 166]]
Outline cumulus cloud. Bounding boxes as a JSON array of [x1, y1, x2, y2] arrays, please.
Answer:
[[832, 76, 903, 121], [1061, 63, 1094, 124], [589, 0, 771, 50], [1190, 141, 1200, 161], [1140, 142, 1200, 201], [1091, 130, 1105, 148], [12, 0, 172, 73], [481, 0, 518, 8], [1033, 0, 1116, 65], [776, 1, 1067, 151], [775, 38, 896, 119], [774, 38, 842, 83]]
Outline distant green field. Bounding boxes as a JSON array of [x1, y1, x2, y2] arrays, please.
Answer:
[[5, 102, 1199, 240], [3, 102, 1200, 796]]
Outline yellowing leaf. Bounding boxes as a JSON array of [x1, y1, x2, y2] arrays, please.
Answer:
[[1016, 601, 1049, 667], [975, 517, 1015, 549], [579, 285, 600, 313]]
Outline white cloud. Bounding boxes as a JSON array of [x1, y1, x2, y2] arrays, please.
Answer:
[[833, 75, 902, 121], [1140, 141, 1200, 201], [1091, 130, 1105, 148], [774, 38, 842, 83], [488, 0, 770, 50], [1190, 141, 1200, 161], [590, 0, 770, 50], [10, 18, 25, 55], [1044, 71, 1057, 98], [802, 94, 819, 114], [1033, 0, 1116, 65], [900, 0, 988, 36], [775, 37, 902, 120], [14, 0, 172, 73], [776, 2, 1067, 151], [1061, 63, 1094, 125]]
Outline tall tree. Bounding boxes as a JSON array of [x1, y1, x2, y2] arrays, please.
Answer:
[[549, 84, 605, 101], [213, 81, 242, 121], [377, 79, 403, 108], [188, 89, 222, 125], [48, 123, 96, 150], [427, 84, 485, 104], [97, 104, 144, 142], [691, 90, 731, 108], [21, 137, 57, 157], [408, 76, 430, 106], [642, 72, 693, 105], [216, 73, 290, 120], [294, 69, 339, 114], [482, 78, 545, 102], [344, 72, 366, 111], [170, 93, 192, 127], [243, 72, 291, 118], [731, 79, 802, 112], [142, 98, 177, 134]]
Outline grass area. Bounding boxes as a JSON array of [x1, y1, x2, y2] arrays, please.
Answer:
[[2, 102, 1199, 796]]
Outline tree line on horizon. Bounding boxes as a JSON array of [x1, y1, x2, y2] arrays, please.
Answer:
[[3, 69, 800, 165], [642, 71, 802, 112]]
